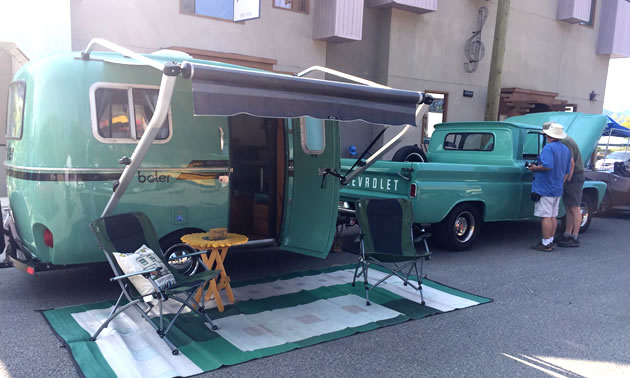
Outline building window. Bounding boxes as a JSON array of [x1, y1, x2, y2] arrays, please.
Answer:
[[90, 84, 171, 144], [6, 81, 26, 140], [579, 0, 596, 27], [444, 133, 494, 151], [423, 91, 448, 138], [273, 0, 309, 14], [181, 0, 234, 22]]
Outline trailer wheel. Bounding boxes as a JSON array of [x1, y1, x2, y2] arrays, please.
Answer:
[[392, 145, 427, 163], [161, 236, 200, 276], [434, 203, 482, 251]]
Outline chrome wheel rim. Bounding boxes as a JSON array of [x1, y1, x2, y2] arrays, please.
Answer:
[[166, 247, 199, 276], [580, 201, 589, 228], [454, 211, 475, 243]]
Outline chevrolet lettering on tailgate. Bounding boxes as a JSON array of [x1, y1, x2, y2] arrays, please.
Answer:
[[349, 176, 401, 192]]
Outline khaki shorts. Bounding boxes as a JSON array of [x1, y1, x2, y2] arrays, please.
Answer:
[[534, 196, 561, 217]]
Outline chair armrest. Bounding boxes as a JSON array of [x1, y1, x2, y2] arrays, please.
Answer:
[[166, 249, 208, 262], [110, 266, 162, 282]]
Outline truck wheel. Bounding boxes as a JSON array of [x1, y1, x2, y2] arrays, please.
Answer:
[[392, 145, 427, 163], [434, 203, 482, 251], [560, 192, 594, 234], [578, 192, 594, 234], [160, 236, 200, 276]]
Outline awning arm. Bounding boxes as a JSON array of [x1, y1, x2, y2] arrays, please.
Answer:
[[296, 66, 390, 89], [81, 38, 165, 71], [344, 124, 414, 184], [101, 64, 180, 217]]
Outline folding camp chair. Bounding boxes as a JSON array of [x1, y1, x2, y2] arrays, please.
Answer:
[[89, 212, 221, 355], [352, 198, 431, 305]]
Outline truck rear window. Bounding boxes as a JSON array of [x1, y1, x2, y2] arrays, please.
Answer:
[[6, 81, 25, 140], [444, 133, 494, 151]]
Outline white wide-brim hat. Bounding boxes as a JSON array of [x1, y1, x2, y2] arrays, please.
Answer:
[[542, 122, 567, 140]]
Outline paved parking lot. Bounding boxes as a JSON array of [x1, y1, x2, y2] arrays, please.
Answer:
[[1, 212, 629, 377]]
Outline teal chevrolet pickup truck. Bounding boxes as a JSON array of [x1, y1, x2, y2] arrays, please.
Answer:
[[339, 112, 608, 250]]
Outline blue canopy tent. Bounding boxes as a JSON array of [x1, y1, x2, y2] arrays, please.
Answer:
[[604, 116, 630, 138], [600, 116, 630, 163]]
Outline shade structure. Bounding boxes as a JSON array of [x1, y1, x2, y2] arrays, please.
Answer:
[[604, 116, 630, 138], [183, 62, 423, 126]]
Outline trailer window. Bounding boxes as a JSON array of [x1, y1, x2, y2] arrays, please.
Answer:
[[6, 81, 25, 140], [444, 133, 494, 151], [92, 85, 170, 143], [300, 117, 325, 155]]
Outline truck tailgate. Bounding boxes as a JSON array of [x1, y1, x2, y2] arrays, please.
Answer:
[[340, 159, 413, 200]]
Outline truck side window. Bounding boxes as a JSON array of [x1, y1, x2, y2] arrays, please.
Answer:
[[444, 133, 494, 151], [6, 81, 26, 140], [92, 84, 170, 143], [523, 131, 545, 159], [300, 117, 325, 155]]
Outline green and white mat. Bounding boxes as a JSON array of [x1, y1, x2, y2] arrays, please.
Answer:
[[43, 264, 491, 378]]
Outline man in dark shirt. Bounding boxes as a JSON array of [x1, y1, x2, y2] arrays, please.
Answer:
[[528, 123, 571, 252], [552, 123, 584, 248]]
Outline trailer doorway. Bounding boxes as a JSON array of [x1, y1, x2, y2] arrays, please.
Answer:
[[228, 115, 285, 240]]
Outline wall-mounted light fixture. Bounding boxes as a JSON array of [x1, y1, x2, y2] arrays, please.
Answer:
[[589, 90, 598, 101]]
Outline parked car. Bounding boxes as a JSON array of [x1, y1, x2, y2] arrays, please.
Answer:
[[585, 162, 630, 213], [595, 150, 630, 171]]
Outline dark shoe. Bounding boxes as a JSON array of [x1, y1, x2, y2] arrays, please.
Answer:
[[531, 242, 553, 252], [554, 234, 567, 243], [558, 238, 579, 248]]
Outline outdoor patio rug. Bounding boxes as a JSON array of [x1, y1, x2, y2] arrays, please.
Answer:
[[43, 264, 491, 378]]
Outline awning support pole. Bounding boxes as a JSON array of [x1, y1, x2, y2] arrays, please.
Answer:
[[101, 66, 180, 217], [344, 124, 414, 184]]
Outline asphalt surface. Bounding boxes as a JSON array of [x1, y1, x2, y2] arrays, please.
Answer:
[[1, 212, 629, 378]]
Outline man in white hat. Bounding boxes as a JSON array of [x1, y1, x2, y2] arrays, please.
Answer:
[[527, 122, 571, 252]]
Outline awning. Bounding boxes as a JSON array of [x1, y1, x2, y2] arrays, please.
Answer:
[[183, 62, 422, 126]]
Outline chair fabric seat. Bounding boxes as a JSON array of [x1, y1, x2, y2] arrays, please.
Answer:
[[366, 250, 431, 263]]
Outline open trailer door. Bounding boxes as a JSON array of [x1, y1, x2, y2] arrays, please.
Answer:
[[279, 117, 340, 258]]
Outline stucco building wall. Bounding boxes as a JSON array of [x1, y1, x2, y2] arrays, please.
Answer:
[[69, 0, 327, 73]]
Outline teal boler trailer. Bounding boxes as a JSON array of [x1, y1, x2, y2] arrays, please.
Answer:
[[2, 39, 431, 274]]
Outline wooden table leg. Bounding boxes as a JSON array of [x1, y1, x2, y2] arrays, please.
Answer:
[[200, 249, 224, 312], [216, 247, 235, 304]]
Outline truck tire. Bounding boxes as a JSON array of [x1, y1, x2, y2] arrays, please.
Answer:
[[560, 191, 594, 234], [434, 203, 482, 251], [578, 192, 594, 234], [392, 145, 427, 163]]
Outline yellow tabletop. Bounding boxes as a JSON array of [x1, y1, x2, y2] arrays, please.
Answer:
[[181, 232, 248, 250]]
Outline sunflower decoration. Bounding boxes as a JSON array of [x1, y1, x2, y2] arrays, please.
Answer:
[[181, 230, 248, 249]]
